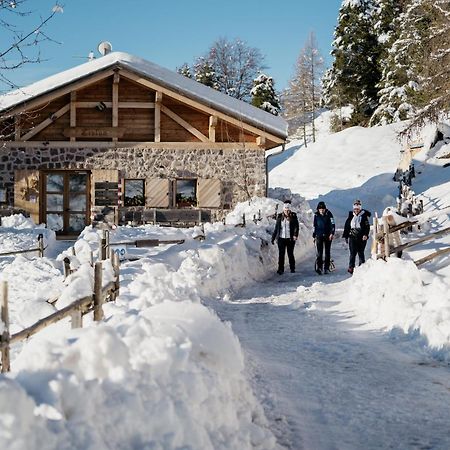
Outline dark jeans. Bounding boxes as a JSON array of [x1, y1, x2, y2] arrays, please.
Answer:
[[348, 237, 367, 269], [277, 238, 296, 272], [315, 235, 332, 270]]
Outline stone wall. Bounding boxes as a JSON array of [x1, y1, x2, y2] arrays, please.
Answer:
[[0, 145, 267, 218]]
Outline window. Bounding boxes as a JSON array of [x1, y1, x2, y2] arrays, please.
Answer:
[[175, 179, 197, 207], [124, 179, 145, 206]]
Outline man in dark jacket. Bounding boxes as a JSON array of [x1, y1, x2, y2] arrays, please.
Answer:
[[271, 201, 300, 274], [342, 199, 371, 274], [313, 201, 335, 274]]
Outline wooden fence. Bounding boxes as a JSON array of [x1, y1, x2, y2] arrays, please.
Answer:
[[0, 251, 120, 373], [371, 213, 450, 266], [0, 233, 45, 258]]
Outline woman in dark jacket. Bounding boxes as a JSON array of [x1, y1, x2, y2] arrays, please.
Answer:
[[271, 201, 300, 274], [313, 201, 335, 274], [342, 199, 371, 274]]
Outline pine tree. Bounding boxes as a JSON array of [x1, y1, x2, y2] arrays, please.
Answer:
[[177, 63, 192, 78], [370, 0, 421, 125], [193, 57, 218, 89], [322, 0, 382, 126], [250, 73, 280, 115]]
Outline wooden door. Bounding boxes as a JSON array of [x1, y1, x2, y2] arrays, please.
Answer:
[[43, 171, 90, 235]]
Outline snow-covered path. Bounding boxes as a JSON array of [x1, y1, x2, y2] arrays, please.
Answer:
[[208, 244, 450, 450]]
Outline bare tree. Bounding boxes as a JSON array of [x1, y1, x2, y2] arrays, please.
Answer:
[[194, 37, 266, 101], [283, 32, 324, 143], [0, 1, 63, 92]]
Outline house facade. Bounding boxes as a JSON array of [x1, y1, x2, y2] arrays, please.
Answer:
[[0, 52, 287, 235]]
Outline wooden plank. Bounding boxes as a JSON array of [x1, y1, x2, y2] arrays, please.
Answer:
[[70, 91, 77, 142], [1, 281, 10, 373], [414, 247, 450, 266], [112, 73, 119, 143], [95, 181, 119, 189], [7, 69, 115, 117], [209, 115, 217, 142], [4, 141, 261, 150], [390, 226, 450, 254], [75, 101, 155, 108], [122, 70, 285, 144], [93, 262, 104, 321], [14, 116, 21, 141], [160, 105, 209, 142], [63, 127, 125, 138], [256, 136, 266, 148], [155, 91, 162, 143], [21, 103, 70, 141]]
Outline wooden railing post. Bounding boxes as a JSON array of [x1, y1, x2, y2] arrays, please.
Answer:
[[63, 257, 71, 279], [38, 233, 44, 257], [93, 262, 104, 321], [100, 230, 108, 261], [112, 251, 120, 301], [383, 217, 390, 260], [1, 281, 11, 373], [371, 214, 379, 260], [71, 308, 83, 329]]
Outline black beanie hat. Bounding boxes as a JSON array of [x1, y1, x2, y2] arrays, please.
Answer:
[[317, 201, 326, 210]]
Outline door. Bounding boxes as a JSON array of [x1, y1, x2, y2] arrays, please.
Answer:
[[44, 171, 90, 235]]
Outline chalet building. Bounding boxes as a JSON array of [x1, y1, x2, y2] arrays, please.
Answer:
[[0, 52, 287, 236]]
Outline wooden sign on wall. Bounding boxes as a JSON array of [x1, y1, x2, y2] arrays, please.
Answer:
[[64, 127, 125, 139]]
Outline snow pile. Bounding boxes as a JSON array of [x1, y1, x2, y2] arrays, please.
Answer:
[[0, 197, 312, 449], [0, 214, 56, 256]]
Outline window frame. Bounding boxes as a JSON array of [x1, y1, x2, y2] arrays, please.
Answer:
[[123, 178, 146, 207], [174, 178, 197, 208]]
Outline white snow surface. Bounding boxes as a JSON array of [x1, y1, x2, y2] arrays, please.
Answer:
[[0, 52, 287, 139], [1, 113, 450, 448]]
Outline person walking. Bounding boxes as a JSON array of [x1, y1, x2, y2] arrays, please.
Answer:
[[271, 201, 300, 274], [313, 201, 335, 274], [342, 199, 371, 274]]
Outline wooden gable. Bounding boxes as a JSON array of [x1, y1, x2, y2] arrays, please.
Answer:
[[1, 66, 284, 149]]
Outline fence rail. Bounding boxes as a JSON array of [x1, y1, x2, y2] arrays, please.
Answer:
[[0, 234, 45, 258], [0, 251, 120, 373]]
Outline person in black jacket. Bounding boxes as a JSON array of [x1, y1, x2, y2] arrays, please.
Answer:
[[313, 201, 335, 274], [342, 199, 371, 274], [271, 201, 300, 274]]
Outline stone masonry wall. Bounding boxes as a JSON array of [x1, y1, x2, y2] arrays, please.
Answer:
[[0, 146, 266, 217]]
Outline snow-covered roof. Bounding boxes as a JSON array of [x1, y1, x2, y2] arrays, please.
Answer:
[[0, 52, 288, 140]]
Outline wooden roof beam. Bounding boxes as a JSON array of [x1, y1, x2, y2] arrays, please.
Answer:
[[160, 104, 209, 143], [21, 103, 70, 141]]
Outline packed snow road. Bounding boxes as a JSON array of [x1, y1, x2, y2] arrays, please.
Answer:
[[207, 247, 450, 450]]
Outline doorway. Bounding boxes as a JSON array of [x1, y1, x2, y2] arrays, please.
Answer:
[[43, 171, 90, 235]]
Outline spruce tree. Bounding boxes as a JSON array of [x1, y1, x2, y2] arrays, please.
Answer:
[[193, 57, 219, 89], [322, 0, 382, 126], [177, 63, 192, 78], [251, 73, 281, 115]]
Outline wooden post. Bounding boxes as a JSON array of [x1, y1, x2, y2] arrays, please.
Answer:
[[63, 257, 71, 279], [242, 213, 246, 227], [112, 251, 120, 301], [38, 233, 44, 257], [383, 217, 390, 260], [198, 209, 202, 225], [101, 230, 108, 261], [71, 309, 83, 329], [93, 262, 104, 321], [371, 214, 379, 260], [1, 282, 10, 373]]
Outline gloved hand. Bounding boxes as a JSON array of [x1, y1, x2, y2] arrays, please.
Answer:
[[345, 238, 348, 244], [271, 239, 275, 245]]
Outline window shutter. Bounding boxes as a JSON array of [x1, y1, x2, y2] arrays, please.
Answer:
[[91, 169, 119, 224], [197, 178, 222, 208], [146, 178, 170, 207], [14, 170, 40, 224]]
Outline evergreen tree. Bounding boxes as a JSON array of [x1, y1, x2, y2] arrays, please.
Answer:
[[176, 63, 192, 78], [322, 0, 382, 126], [250, 73, 280, 115], [193, 57, 218, 89]]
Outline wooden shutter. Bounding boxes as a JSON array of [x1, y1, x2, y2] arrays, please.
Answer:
[[146, 178, 170, 207], [91, 169, 119, 224], [197, 178, 222, 208], [14, 170, 40, 224]]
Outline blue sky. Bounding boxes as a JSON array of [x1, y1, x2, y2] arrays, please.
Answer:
[[1, 0, 342, 92]]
